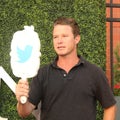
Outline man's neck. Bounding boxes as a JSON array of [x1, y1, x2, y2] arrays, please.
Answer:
[[57, 55, 79, 73]]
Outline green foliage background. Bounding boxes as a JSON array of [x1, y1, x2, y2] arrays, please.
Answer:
[[0, 0, 106, 119], [113, 44, 120, 96]]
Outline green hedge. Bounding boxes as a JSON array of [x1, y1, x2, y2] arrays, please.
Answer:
[[0, 0, 105, 119]]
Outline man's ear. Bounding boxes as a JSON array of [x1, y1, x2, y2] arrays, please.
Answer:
[[75, 35, 80, 44]]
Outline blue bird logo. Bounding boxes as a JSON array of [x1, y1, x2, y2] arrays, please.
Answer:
[[17, 45, 33, 63]]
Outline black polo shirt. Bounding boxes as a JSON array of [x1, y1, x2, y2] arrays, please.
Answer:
[[29, 56, 116, 120]]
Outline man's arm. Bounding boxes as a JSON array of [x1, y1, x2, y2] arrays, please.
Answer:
[[17, 101, 35, 118], [103, 105, 117, 120], [15, 79, 36, 118]]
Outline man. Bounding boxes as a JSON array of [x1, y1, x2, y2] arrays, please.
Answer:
[[15, 17, 116, 120]]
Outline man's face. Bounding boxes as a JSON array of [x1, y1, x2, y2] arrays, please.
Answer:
[[53, 25, 80, 56]]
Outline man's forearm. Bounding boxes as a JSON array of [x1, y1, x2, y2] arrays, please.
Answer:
[[17, 101, 35, 118], [103, 105, 117, 120]]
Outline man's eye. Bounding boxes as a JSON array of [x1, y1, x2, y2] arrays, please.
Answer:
[[53, 36, 57, 39], [63, 35, 68, 37]]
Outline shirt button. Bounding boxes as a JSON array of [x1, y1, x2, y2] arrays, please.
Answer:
[[63, 74, 67, 77]]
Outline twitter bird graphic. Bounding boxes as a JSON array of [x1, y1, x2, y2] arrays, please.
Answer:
[[17, 45, 33, 63]]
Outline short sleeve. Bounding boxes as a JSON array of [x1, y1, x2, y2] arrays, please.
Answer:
[[94, 67, 116, 108]]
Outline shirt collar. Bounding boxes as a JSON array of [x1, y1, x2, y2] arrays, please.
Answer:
[[51, 55, 85, 68]]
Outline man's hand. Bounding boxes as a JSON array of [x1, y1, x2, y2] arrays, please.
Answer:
[[15, 79, 29, 103]]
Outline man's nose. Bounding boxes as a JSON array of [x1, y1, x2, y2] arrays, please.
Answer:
[[58, 37, 63, 43]]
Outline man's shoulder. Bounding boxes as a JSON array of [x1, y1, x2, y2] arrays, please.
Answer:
[[39, 64, 51, 71], [80, 56, 103, 73]]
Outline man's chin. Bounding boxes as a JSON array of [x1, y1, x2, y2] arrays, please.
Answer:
[[57, 53, 67, 57]]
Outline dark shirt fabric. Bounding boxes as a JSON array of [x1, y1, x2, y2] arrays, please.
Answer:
[[28, 56, 116, 120]]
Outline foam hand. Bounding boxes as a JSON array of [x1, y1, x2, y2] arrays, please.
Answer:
[[10, 26, 41, 104]]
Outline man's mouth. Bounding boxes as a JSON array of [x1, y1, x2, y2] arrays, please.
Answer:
[[57, 46, 65, 49]]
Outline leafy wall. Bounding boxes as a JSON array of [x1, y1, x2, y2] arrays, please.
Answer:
[[0, 0, 106, 119]]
